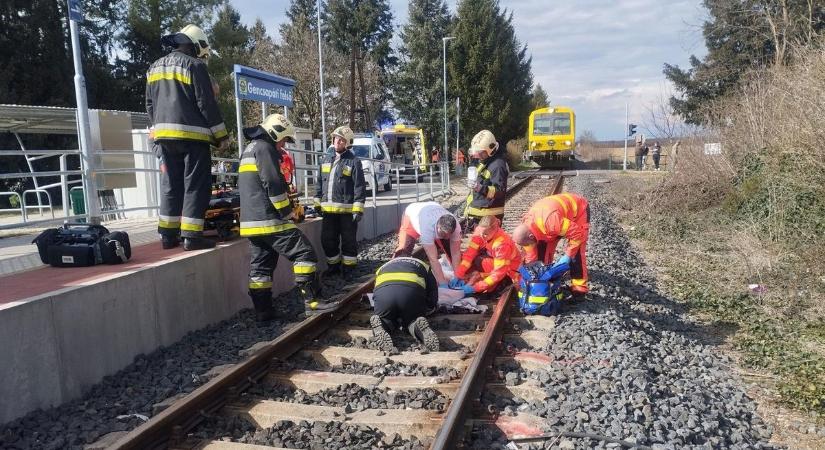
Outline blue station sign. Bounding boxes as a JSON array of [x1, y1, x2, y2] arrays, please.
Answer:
[[68, 0, 83, 22], [233, 65, 295, 107]]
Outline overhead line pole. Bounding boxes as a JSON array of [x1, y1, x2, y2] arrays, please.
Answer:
[[317, 0, 328, 151], [623, 102, 628, 171]]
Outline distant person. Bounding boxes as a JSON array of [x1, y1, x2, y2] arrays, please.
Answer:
[[634, 143, 644, 171], [147, 24, 229, 250], [431, 146, 440, 164], [455, 148, 466, 176], [652, 142, 662, 170], [642, 145, 650, 170]]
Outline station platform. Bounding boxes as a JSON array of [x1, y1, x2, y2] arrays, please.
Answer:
[[0, 185, 451, 425]]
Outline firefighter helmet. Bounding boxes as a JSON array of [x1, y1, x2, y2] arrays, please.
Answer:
[[331, 126, 355, 147], [261, 114, 296, 143], [163, 25, 212, 59], [469, 130, 499, 157]]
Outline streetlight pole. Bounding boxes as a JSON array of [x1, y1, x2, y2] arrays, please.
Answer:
[[623, 102, 628, 171], [442, 36, 454, 164], [317, 0, 328, 151]]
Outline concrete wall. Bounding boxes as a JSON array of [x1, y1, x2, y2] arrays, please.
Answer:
[[0, 197, 423, 425]]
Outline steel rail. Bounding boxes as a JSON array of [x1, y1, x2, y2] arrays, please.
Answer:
[[109, 171, 540, 450], [430, 171, 564, 449]]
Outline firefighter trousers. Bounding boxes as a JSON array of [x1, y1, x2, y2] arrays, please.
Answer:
[[321, 213, 358, 268], [157, 141, 212, 238], [247, 228, 319, 304], [373, 283, 428, 331]]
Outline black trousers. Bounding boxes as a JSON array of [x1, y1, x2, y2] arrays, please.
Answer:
[[373, 283, 427, 330], [248, 228, 318, 297], [157, 140, 212, 238], [652, 153, 661, 169], [321, 213, 358, 267]]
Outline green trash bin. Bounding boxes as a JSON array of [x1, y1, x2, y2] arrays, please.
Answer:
[[70, 188, 86, 216]]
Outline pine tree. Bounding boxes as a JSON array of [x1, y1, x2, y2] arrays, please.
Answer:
[[450, 0, 533, 146], [530, 84, 549, 111], [394, 0, 453, 150], [325, 0, 394, 130]]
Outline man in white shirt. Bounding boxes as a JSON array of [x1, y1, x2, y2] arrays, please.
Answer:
[[392, 201, 462, 286]]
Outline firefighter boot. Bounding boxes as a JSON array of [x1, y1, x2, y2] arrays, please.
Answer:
[[341, 264, 355, 282], [184, 236, 216, 250], [249, 290, 276, 323], [161, 234, 180, 249], [408, 317, 440, 352], [300, 277, 337, 314], [324, 263, 341, 278], [370, 315, 395, 353]]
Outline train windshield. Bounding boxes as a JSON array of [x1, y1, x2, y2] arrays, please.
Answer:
[[534, 113, 571, 135]]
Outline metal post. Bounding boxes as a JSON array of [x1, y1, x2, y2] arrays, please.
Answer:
[[456, 97, 460, 163], [415, 166, 420, 201], [623, 102, 628, 171], [317, 0, 328, 149], [60, 155, 70, 218], [283, 105, 288, 120], [395, 167, 400, 209], [68, 7, 101, 224], [235, 73, 244, 156], [442, 37, 454, 165], [429, 164, 434, 199]]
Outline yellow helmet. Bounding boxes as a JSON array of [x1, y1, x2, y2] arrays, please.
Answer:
[[174, 24, 211, 59], [469, 130, 498, 156], [261, 114, 296, 143], [331, 126, 355, 147]]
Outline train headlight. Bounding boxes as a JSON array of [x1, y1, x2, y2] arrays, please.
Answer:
[[531, 141, 536, 148], [565, 140, 572, 146]]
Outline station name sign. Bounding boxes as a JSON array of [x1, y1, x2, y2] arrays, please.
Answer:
[[233, 65, 295, 107]]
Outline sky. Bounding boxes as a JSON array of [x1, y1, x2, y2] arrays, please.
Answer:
[[229, 0, 708, 140]]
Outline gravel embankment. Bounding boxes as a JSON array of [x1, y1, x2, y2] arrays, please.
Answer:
[[468, 175, 778, 450]]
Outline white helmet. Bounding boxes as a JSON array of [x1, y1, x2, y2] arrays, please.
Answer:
[[261, 114, 296, 143], [469, 130, 499, 157], [331, 126, 355, 148], [163, 24, 212, 59]]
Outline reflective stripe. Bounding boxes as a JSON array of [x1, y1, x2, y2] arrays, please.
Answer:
[[481, 276, 496, 287], [467, 206, 505, 217], [270, 194, 290, 210], [313, 198, 322, 206], [239, 164, 258, 172], [152, 123, 213, 142], [249, 281, 272, 289], [571, 278, 587, 286], [561, 193, 578, 217], [376, 272, 426, 288], [342, 255, 357, 266], [158, 220, 181, 229], [239, 220, 297, 236], [469, 241, 481, 249], [480, 169, 492, 179], [321, 202, 358, 213], [147, 65, 192, 84], [293, 262, 317, 274], [460, 260, 472, 268], [493, 258, 508, 269], [210, 123, 228, 139], [535, 215, 547, 235], [377, 257, 430, 273], [327, 254, 342, 264], [492, 237, 505, 247], [240, 157, 257, 165], [528, 295, 548, 304], [559, 218, 571, 236], [342, 166, 352, 176], [352, 202, 364, 213], [181, 216, 205, 232], [321, 163, 331, 173]]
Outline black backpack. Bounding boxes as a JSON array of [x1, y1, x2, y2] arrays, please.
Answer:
[[32, 223, 131, 267]]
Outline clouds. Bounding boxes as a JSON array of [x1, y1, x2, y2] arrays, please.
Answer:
[[230, 0, 707, 139]]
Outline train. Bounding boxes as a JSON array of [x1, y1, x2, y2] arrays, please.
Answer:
[[525, 106, 576, 168]]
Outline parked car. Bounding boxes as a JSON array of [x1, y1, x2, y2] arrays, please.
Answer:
[[326, 134, 393, 192]]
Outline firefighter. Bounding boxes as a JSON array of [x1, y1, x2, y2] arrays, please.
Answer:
[[449, 216, 522, 296], [464, 130, 509, 232], [512, 193, 590, 296], [314, 126, 367, 281], [146, 24, 228, 251], [239, 114, 332, 322], [392, 201, 462, 286], [370, 256, 440, 352]]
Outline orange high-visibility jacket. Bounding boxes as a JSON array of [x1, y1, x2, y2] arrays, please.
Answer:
[[523, 193, 589, 263], [456, 227, 522, 292]]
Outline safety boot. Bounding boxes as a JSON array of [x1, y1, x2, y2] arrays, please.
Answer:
[[161, 234, 180, 249], [183, 236, 216, 250], [249, 290, 276, 324], [299, 278, 337, 314], [408, 317, 440, 352], [370, 315, 395, 352], [341, 264, 355, 282], [324, 263, 341, 278]]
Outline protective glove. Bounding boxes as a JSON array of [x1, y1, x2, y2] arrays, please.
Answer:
[[552, 254, 571, 268], [448, 278, 465, 289], [462, 284, 476, 295], [352, 212, 362, 223]]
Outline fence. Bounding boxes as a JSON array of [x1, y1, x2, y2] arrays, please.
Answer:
[[0, 144, 452, 230]]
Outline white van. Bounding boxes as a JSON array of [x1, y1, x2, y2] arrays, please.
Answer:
[[326, 134, 393, 192]]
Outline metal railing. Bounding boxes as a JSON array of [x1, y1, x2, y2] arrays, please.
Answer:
[[0, 144, 453, 230]]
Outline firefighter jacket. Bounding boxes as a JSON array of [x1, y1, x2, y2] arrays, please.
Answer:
[[456, 227, 522, 292], [374, 257, 438, 309], [145, 50, 228, 145], [238, 132, 295, 237], [314, 149, 367, 214], [466, 151, 509, 217], [523, 193, 589, 263]]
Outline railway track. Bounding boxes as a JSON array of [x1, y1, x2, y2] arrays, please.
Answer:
[[109, 172, 565, 450]]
